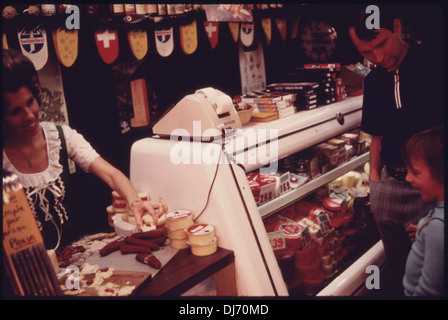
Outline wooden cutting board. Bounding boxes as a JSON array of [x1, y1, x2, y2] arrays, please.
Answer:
[[59, 269, 151, 297]]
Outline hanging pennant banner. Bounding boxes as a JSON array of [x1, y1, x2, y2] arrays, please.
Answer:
[[275, 18, 287, 42], [155, 27, 174, 57], [240, 23, 254, 47], [228, 22, 239, 43], [3, 33, 9, 49], [204, 21, 219, 50], [17, 28, 49, 71], [179, 19, 198, 55], [261, 18, 272, 45], [95, 29, 119, 64], [291, 16, 301, 40], [52, 28, 78, 67], [127, 30, 148, 60]]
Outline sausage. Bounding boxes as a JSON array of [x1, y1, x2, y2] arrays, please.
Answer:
[[124, 236, 160, 251], [131, 229, 164, 239], [136, 253, 161, 269], [99, 240, 124, 256], [148, 236, 167, 246], [120, 244, 152, 255]]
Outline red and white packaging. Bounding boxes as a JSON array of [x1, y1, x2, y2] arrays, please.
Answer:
[[277, 222, 304, 250], [112, 191, 127, 212]]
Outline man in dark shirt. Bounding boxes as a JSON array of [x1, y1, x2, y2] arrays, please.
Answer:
[[349, 5, 444, 296]]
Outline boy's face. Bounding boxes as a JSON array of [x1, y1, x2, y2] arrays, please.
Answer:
[[349, 19, 405, 71], [405, 157, 444, 202]]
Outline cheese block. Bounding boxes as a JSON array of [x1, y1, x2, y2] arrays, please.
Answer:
[[127, 30, 148, 60], [188, 237, 217, 256], [166, 210, 194, 230], [53, 28, 78, 67], [170, 238, 190, 249], [143, 213, 167, 227], [185, 224, 215, 245], [112, 191, 127, 213]]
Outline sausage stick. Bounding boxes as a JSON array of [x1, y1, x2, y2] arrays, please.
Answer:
[[120, 244, 152, 255], [99, 240, 124, 256], [124, 236, 160, 251], [135, 253, 162, 269]]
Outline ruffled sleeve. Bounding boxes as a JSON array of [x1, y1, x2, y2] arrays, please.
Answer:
[[61, 124, 100, 172]]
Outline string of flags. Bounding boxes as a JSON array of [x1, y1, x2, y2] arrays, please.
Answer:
[[4, 6, 300, 71]]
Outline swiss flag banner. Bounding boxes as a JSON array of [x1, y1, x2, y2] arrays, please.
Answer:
[[18, 28, 49, 71], [204, 21, 219, 50], [95, 29, 119, 64]]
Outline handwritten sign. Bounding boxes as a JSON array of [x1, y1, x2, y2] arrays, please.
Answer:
[[3, 188, 43, 256]]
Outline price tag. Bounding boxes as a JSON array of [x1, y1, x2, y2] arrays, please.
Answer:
[[258, 182, 276, 205], [278, 172, 291, 195], [300, 225, 312, 250], [267, 230, 286, 250], [317, 213, 333, 235]]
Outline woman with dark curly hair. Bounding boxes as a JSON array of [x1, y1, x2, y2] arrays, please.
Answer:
[[2, 49, 167, 250]]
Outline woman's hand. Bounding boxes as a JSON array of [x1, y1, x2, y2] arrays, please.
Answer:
[[130, 197, 168, 228]]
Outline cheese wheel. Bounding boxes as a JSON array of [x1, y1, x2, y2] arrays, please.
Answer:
[[302, 271, 325, 295], [277, 222, 303, 250], [294, 245, 316, 266], [170, 238, 190, 249], [185, 224, 215, 245], [273, 248, 295, 282], [166, 210, 194, 230], [188, 237, 218, 256], [295, 259, 321, 279]]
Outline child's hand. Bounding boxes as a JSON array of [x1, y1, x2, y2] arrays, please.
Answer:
[[405, 224, 418, 242]]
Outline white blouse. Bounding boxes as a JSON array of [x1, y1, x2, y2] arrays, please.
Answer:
[[3, 121, 100, 188]]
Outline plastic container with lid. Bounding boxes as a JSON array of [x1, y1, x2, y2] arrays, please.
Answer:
[[166, 210, 194, 230], [170, 238, 190, 249], [188, 237, 218, 256], [185, 224, 215, 245], [167, 227, 188, 240]]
